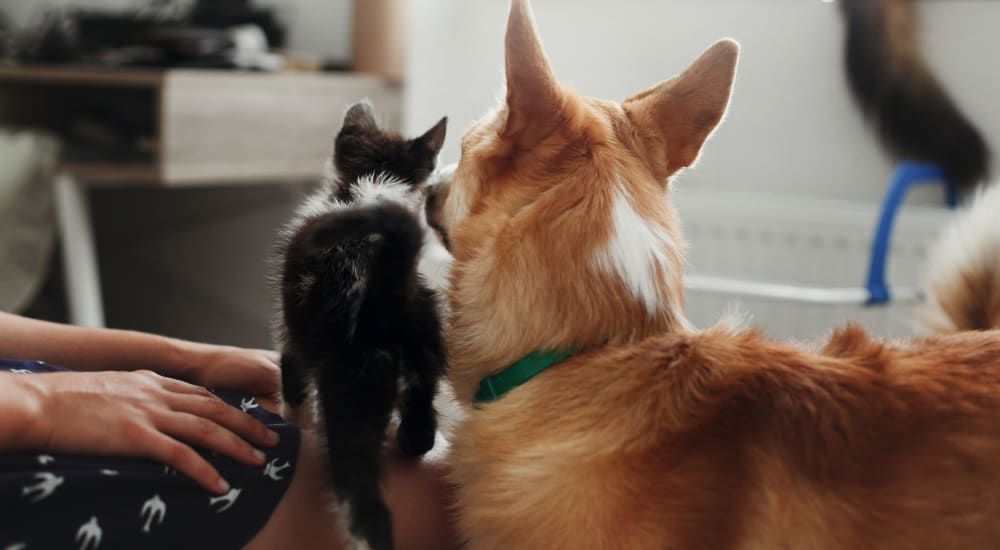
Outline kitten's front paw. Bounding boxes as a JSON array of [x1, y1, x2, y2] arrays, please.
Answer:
[[396, 418, 436, 456]]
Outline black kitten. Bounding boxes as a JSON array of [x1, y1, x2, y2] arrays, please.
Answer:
[[274, 100, 448, 550]]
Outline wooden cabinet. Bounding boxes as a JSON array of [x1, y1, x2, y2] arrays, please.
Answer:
[[0, 66, 401, 185]]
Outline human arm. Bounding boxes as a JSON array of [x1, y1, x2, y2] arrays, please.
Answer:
[[0, 311, 279, 397]]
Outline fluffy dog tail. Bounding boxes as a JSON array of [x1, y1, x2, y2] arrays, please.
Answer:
[[840, 0, 990, 189], [308, 202, 425, 291], [921, 184, 1000, 333]]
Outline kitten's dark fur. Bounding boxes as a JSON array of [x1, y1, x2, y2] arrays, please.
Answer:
[[274, 100, 448, 550]]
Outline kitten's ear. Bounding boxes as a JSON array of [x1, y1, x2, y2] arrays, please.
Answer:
[[418, 117, 448, 156], [342, 100, 378, 131]]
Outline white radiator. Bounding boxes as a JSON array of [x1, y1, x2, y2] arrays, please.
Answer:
[[676, 189, 956, 341]]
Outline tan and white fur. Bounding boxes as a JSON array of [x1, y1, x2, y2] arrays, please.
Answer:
[[426, 1, 1000, 548], [921, 182, 1000, 333]]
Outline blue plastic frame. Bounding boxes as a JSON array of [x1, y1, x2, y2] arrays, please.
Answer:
[[864, 162, 958, 305]]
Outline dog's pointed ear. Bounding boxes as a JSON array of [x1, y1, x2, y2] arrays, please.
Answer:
[[503, 0, 562, 145], [342, 99, 378, 131], [624, 40, 739, 178], [417, 117, 448, 156]]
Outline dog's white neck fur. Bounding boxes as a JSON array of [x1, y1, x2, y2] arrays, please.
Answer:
[[593, 183, 680, 316]]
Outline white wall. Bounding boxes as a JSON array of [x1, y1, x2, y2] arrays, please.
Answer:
[[256, 0, 351, 61], [405, 0, 1000, 204], [0, 0, 353, 61]]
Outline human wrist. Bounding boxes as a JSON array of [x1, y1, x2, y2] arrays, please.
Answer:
[[155, 336, 206, 380], [0, 373, 51, 451]]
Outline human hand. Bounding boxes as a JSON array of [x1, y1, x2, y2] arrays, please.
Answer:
[[16, 369, 279, 494], [177, 344, 282, 411]]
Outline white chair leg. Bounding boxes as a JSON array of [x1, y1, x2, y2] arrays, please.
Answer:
[[53, 172, 105, 327]]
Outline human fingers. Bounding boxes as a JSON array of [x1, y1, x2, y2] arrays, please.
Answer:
[[238, 351, 282, 395], [190, 347, 281, 396], [253, 395, 281, 414], [142, 430, 231, 494], [240, 363, 281, 396], [141, 371, 276, 447], [167, 392, 279, 449], [256, 349, 280, 365], [134, 369, 211, 397], [156, 411, 268, 469]]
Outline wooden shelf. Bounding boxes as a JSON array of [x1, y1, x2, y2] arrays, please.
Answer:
[[0, 65, 165, 88], [0, 65, 403, 186]]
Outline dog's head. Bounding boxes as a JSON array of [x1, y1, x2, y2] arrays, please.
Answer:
[[429, 0, 738, 401]]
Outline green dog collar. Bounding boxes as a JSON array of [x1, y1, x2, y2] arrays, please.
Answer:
[[473, 348, 577, 404]]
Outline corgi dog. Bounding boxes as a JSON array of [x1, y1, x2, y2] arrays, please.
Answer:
[[426, 1, 1000, 548]]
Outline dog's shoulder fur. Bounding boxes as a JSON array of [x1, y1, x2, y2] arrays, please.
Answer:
[[429, 1, 1000, 548]]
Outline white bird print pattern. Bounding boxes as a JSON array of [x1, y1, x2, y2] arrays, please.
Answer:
[[75, 517, 102, 550], [140, 494, 166, 533], [21, 472, 64, 503], [263, 459, 291, 481], [209, 488, 242, 513]]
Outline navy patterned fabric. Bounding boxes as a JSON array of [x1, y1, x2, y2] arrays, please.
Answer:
[[0, 359, 300, 550]]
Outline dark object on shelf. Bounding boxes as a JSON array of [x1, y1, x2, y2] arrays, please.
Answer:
[[189, 0, 286, 49], [322, 59, 353, 73], [0, 12, 15, 61], [28, 12, 80, 64], [15, 0, 287, 69], [146, 27, 233, 66]]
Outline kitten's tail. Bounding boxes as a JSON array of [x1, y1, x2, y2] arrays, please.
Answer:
[[307, 202, 425, 289], [920, 183, 1000, 333], [840, 0, 990, 189]]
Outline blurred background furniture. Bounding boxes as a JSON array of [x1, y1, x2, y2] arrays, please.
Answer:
[[0, 130, 59, 315], [0, 65, 400, 335], [351, 0, 404, 82]]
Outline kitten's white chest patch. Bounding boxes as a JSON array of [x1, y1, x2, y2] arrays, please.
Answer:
[[592, 185, 677, 314], [351, 174, 420, 210]]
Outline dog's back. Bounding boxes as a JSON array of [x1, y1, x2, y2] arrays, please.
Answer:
[[453, 322, 1000, 549]]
